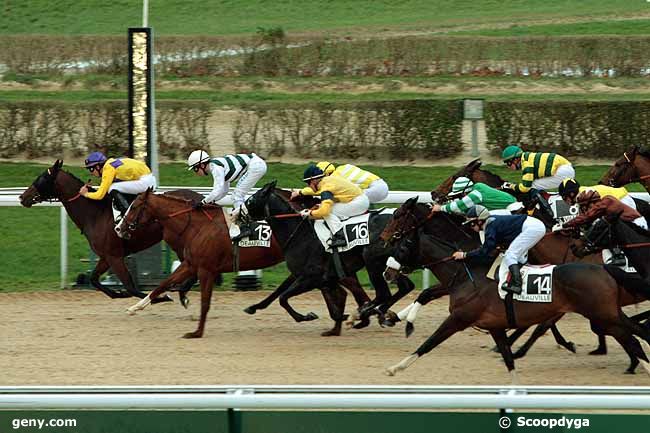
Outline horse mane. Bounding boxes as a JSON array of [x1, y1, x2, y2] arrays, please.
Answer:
[[61, 170, 85, 185], [617, 218, 650, 240], [638, 147, 650, 159]]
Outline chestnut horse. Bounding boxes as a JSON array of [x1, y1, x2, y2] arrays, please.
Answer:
[[19, 160, 198, 303], [382, 209, 650, 380], [121, 188, 369, 338], [600, 146, 650, 193]]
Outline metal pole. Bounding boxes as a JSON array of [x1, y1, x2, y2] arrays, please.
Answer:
[[60, 207, 68, 289], [149, 29, 158, 183], [470, 120, 479, 157], [142, 0, 149, 27], [422, 269, 431, 289]]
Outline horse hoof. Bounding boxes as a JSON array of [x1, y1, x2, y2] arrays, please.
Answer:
[[243, 306, 256, 315], [491, 345, 500, 353], [378, 314, 395, 328], [385, 367, 396, 377], [566, 342, 577, 353], [126, 308, 138, 316], [589, 348, 607, 356], [405, 322, 414, 338], [151, 295, 173, 304], [384, 310, 400, 324], [353, 319, 371, 330], [180, 297, 190, 309], [182, 331, 203, 339], [321, 329, 341, 337], [304, 312, 319, 321], [625, 369, 636, 375]]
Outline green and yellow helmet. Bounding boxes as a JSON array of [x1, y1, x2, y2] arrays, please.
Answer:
[[501, 145, 523, 162], [558, 178, 580, 198]]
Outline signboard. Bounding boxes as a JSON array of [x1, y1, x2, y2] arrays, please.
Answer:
[[463, 99, 484, 120]]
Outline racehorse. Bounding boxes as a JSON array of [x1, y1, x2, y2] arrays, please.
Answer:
[[19, 160, 197, 304], [239, 181, 417, 324], [382, 209, 650, 380], [120, 188, 370, 337], [382, 198, 649, 372], [600, 146, 650, 193]]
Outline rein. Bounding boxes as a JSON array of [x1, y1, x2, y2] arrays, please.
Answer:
[[168, 207, 215, 221], [622, 242, 650, 249]]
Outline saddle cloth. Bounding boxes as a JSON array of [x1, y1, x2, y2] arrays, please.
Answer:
[[602, 249, 637, 273], [314, 208, 394, 253], [497, 264, 555, 303], [225, 208, 272, 248]]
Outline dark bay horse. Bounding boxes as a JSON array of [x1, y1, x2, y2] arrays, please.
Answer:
[[600, 146, 650, 193], [240, 181, 417, 324], [382, 211, 650, 380], [382, 198, 649, 370], [19, 160, 198, 303], [120, 188, 369, 338]]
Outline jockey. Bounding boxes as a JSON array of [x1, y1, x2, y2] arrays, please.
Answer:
[[501, 145, 574, 218], [187, 150, 267, 237], [79, 151, 156, 222], [296, 164, 369, 248], [431, 177, 516, 216], [563, 190, 648, 266], [312, 161, 389, 203], [452, 205, 546, 294], [559, 178, 638, 210]]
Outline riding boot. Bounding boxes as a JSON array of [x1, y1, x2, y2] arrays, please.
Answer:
[[608, 247, 627, 267], [505, 264, 523, 294], [109, 190, 130, 222], [530, 188, 555, 222], [329, 229, 347, 248], [231, 222, 253, 242]]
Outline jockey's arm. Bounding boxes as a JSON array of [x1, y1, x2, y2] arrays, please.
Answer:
[[442, 191, 482, 214], [515, 173, 533, 194], [310, 192, 335, 218], [466, 228, 496, 259], [85, 165, 117, 200], [564, 202, 606, 228], [299, 186, 317, 196], [203, 164, 228, 204]]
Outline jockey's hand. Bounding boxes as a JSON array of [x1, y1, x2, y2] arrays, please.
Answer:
[[299, 209, 311, 219], [452, 251, 466, 261], [192, 201, 204, 210], [501, 182, 515, 191], [431, 204, 442, 213], [290, 190, 301, 201], [79, 185, 89, 197]]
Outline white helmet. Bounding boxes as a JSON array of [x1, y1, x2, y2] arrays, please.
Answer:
[[187, 150, 210, 171]]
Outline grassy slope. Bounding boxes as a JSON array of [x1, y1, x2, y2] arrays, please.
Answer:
[[1, 0, 647, 35], [1, 161, 643, 292]]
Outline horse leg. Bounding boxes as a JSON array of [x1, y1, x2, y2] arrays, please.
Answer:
[[339, 276, 371, 330], [598, 321, 650, 375], [243, 275, 296, 315], [386, 313, 472, 376], [630, 310, 650, 323], [360, 265, 394, 320], [183, 269, 216, 339], [512, 315, 574, 359], [126, 262, 194, 314], [176, 276, 197, 309], [90, 256, 129, 298], [589, 321, 608, 355], [320, 285, 347, 337], [549, 324, 577, 353], [278, 276, 320, 322], [490, 328, 519, 384], [388, 284, 449, 337], [106, 255, 173, 303], [379, 274, 416, 314]]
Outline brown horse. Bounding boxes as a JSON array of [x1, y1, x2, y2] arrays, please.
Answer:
[[382, 210, 650, 380], [120, 188, 369, 338], [600, 146, 650, 192], [19, 159, 198, 303], [430, 159, 506, 201], [382, 198, 649, 370]]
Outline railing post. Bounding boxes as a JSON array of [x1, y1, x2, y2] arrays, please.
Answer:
[[60, 206, 68, 289]]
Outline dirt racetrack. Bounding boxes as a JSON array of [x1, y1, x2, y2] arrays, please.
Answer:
[[2, 290, 650, 386]]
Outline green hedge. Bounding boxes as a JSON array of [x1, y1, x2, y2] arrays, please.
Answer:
[[2, 35, 649, 77], [485, 101, 650, 157], [233, 100, 463, 160]]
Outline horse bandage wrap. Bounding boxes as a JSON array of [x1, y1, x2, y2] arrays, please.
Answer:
[[385, 256, 402, 271], [498, 265, 555, 303]]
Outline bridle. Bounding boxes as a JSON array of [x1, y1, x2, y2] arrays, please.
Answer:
[[385, 205, 435, 243], [30, 169, 82, 204], [608, 151, 650, 187]]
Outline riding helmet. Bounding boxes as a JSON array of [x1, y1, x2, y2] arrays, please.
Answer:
[[187, 149, 210, 170], [465, 204, 490, 221], [84, 151, 107, 168], [449, 177, 474, 197], [302, 164, 325, 182], [501, 145, 523, 162], [559, 178, 580, 198], [316, 161, 336, 176]]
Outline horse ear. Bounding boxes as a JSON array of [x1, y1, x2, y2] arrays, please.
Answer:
[[270, 180, 277, 189], [405, 196, 418, 208], [53, 159, 63, 171], [467, 159, 482, 171]]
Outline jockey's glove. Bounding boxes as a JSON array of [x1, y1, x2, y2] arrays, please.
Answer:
[[192, 201, 205, 210], [501, 182, 515, 191], [299, 209, 312, 219]]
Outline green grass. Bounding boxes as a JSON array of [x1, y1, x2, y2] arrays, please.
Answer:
[[1, 161, 646, 292], [454, 19, 650, 37], [1, 0, 647, 35]]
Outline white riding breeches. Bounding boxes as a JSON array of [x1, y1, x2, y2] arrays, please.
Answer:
[[634, 216, 648, 230], [232, 154, 267, 209], [322, 194, 370, 235], [364, 179, 389, 203], [531, 164, 575, 191], [108, 173, 157, 195], [502, 217, 547, 269], [620, 194, 636, 210]]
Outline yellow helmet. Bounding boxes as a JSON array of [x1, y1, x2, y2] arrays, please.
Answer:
[[316, 161, 336, 176]]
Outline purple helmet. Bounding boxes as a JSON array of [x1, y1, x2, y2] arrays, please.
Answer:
[[84, 151, 107, 168]]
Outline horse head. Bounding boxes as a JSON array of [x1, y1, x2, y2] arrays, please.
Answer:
[[20, 159, 65, 207], [431, 159, 505, 202], [117, 187, 156, 239], [600, 146, 641, 188], [573, 218, 611, 258], [380, 196, 423, 244], [244, 180, 290, 221]]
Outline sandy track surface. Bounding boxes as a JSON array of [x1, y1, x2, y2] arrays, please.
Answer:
[[2, 291, 649, 386]]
